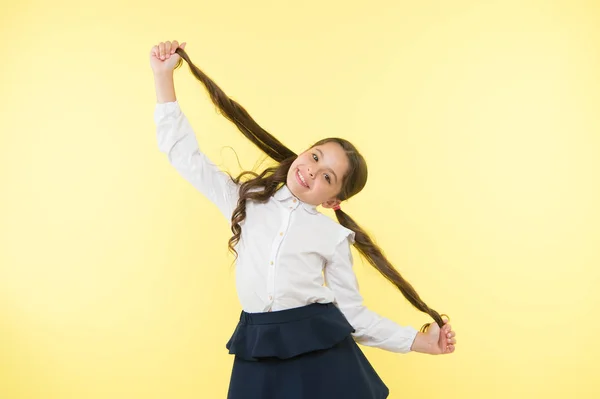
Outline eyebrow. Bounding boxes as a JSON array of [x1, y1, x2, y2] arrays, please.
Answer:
[[315, 148, 338, 183]]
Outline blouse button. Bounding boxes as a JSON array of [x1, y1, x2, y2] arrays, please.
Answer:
[[279, 232, 283, 236], [268, 295, 273, 301], [293, 199, 297, 203]]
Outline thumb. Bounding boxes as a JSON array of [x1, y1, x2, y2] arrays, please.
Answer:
[[426, 322, 440, 337], [180, 42, 186, 50]]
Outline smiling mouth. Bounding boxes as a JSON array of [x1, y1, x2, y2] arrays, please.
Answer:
[[296, 169, 309, 188]]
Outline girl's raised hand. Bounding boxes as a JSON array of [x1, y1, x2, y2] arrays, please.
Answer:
[[150, 40, 187, 74]]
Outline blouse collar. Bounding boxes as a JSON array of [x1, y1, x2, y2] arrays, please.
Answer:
[[274, 185, 318, 214]]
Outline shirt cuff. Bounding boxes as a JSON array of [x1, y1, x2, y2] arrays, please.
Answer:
[[154, 100, 180, 121]]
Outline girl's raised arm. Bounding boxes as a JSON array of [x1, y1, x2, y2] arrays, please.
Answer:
[[151, 41, 239, 221]]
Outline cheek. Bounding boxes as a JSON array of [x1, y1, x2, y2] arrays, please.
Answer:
[[314, 179, 334, 195], [286, 168, 296, 186], [289, 159, 303, 174]]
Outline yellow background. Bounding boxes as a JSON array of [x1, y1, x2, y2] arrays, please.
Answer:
[[1, 0, 599, 398]]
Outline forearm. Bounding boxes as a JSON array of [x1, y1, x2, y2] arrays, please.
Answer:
[[154, 71, 176, 103], [337, 305, 418, 353]]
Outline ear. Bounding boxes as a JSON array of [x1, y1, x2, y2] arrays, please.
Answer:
[[321, 198, 341, 209]]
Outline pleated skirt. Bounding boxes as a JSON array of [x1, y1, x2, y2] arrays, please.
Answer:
[[225, 302, 389, 399]]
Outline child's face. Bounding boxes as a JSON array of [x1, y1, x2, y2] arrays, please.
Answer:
[[286, 141, 350, 207]]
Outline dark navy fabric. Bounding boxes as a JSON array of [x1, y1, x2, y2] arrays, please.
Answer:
[[226, 303, 389, 399]]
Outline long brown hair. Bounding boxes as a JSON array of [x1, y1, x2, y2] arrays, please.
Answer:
[[174, 49, 446, 331]]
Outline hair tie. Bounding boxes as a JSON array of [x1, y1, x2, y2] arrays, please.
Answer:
[[333, 204, 341, 211]]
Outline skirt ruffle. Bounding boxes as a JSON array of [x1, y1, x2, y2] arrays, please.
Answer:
[[226, 302, 355, 361]]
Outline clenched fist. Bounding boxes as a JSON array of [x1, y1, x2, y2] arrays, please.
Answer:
[[150, 40, 186, 74]]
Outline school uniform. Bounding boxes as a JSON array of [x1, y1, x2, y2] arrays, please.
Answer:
[[154, 101, 419, 398]]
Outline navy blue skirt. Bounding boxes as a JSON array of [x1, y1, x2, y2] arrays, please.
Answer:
[[226, 303, 389, 399]]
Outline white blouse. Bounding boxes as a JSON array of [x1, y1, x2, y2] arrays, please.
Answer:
[[154, 101, 418, 353]]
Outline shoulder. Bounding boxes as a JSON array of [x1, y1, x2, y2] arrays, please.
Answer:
[[312, 212, 356, 246]]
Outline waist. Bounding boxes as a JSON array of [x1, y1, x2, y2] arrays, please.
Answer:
[[237, 284, 336, 314], [239, 302, 338, 325]]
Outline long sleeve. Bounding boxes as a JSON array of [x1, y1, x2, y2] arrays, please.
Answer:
[[154, 101, 240, 220], [324, 237, 419, 354]]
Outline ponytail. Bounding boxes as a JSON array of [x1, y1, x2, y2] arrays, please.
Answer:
[[334, 208, 447, 330], [174, 48, 295, 162]]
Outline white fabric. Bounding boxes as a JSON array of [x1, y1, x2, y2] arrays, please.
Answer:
[[154, 101, 418, 353]]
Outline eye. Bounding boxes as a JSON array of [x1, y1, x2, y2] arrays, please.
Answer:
[[312, 153, 319, 162], [324, 174, 331, 183]]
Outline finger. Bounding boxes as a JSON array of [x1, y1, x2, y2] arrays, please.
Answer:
[[159, 42, 165, 59], [165, 41, 172, 58], [150, 45, 158, 57], [171, 40, 179, 53]]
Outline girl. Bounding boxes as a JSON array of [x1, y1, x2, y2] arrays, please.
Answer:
[[150, 40, 457, 399]]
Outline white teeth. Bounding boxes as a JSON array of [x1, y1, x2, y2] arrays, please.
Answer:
[[297, 170, 308, 187]]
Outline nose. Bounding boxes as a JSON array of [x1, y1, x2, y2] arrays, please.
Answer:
[[307, 167, 314, 178]]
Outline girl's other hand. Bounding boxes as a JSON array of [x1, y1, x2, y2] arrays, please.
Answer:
[[412, 316, 457, 355], [427, 317, 456, 355], [150, 40, 186, 74]]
